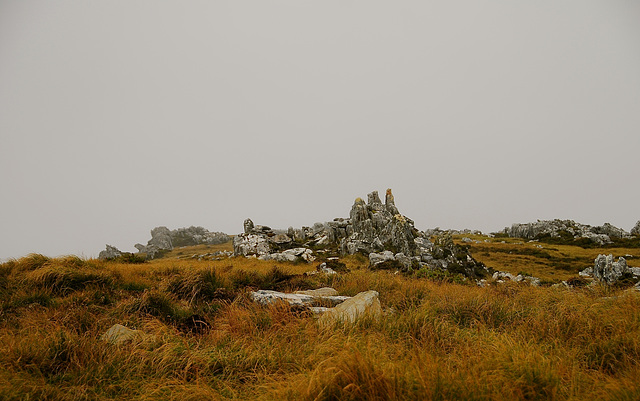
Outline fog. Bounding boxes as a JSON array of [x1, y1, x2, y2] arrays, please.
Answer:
[[1, 1, 639, 260]]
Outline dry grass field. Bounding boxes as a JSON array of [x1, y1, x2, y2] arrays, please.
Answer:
[[1, 238, 640, 400]]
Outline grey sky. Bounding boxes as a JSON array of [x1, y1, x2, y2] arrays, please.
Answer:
[[1, 1, 639, 260]]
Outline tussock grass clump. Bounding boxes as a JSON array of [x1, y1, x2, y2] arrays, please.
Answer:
[[8, 253, 51, 271], [24, 264, 114, 295], [165, 267, 228, 302], [124, 290, 182, 320]]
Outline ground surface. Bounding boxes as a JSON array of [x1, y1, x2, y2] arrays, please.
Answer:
[[1, 237, 639, 400]]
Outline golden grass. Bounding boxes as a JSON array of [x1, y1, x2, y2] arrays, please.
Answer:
[[456, 235, 640, 282], [1, 249, 640, 400]]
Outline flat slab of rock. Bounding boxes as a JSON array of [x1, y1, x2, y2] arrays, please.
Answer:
[[100, 324, 143, 345], [295, 287, 339, 297], [318, 290, 382, 326], [250, 290, 350, 307]]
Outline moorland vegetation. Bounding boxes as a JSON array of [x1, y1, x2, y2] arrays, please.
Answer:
[[2, 234, 640, 400]]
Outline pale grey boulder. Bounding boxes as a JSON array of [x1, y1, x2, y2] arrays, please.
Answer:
[[369, 250, 396, 266], [233, 233, 271, 256], [504, 219, 630, 245], [149, 226, 173, 250], [591, 254, 629, 284], [101, 324, 143, 345], [318, 290, 382, 326], [250, 289, 350, 307], [98, 245, 123, 260]]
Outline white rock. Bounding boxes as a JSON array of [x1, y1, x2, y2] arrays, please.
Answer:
[[100, 324, 143, 345], [250, 290, 350, 307], [318, 290, 382, 326], [295, 287, 339, 297]]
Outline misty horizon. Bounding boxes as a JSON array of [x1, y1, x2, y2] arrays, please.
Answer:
[[1, 1, 639, 260]]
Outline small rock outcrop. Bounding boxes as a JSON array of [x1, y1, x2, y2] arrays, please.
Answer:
[[136, 226, 230, 259], [491, 271, 541, 286], [503, 220, 631, 245], [631, 221, 640, 236], [579, 254, 640, 285], [579, 254, 640, 284], [233, 189, 487, 278], [98, 245, 123, 260]]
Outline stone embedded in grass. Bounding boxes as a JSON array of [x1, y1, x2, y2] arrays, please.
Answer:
[[258, 248, 315, 263], [295, 287, 339, 297], [318, 290, 382, 326], [250, 289, 350, 307], [583, 254, 639, 285], [100, 324, 143, 345]]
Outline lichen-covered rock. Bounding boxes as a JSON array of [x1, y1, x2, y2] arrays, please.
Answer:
[[250, 290, 350, 307], [98, 244, 123, 260], [231, 189, 486, 279], [591, 254, 629, 284], [341, 189, 417, 256], [504, 219, 631, 245], [259, 247, 315, 262], [100, 324, 143, 345], [233, 233, 271, 256], [318, 290, 382, 326]]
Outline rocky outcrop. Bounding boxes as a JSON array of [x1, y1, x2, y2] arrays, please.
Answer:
[[579, 254, 640, 284], [259, 248, 315, 263], [233, 219, 278, 257], [98, 245, 123, 260], [631, 221, 640, 236], [135, 226, 230, 259], [341, 190, 418, 256], [233, 190, 487, 278], [503, 220, 631, 245]]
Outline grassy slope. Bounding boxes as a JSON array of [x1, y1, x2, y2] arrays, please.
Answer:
[[455, 234, 640, 282], [1, 239, 639, 400]]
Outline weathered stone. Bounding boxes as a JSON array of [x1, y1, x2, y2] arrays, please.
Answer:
[[250, 290, 350, 307], [260, 247, 315, 263], [134, 226, 229, 259], [293, 228, 306, 242], [149, 226, 173, 250], [591, 254, 629, 284], [100, 324, 143, 345], [318, 290, 382, 326], [317, 262, 337, 275], [385, 189, 399, 215], [369, 251, 395, 266], [367, 190, 385, 212], [272, 234, 292, 244], [233, 233, 271, 256], [504, 219, 630, 244], [244, 218, 254, 234], [631, 221, 640, 236], [394, 253, 413, 271], [295, 287, 339, 297], [98, 244, 122, 260]]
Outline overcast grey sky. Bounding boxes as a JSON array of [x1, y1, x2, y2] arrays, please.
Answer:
[[1, 1, 639, 260]]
